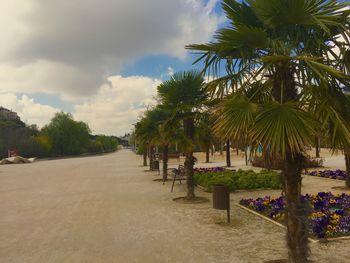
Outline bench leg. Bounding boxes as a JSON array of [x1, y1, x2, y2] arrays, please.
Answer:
[[171, 177, 176, 192]]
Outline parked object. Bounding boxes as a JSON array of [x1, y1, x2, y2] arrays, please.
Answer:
[[7, 149, 19, 158], [0, 156, 36, 165]]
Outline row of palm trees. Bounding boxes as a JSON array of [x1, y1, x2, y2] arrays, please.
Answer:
[[135, 1, 350, 262], [135, 71, 211, 199]]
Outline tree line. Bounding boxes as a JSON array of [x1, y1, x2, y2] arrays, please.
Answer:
[[0, 112, 119, 159]]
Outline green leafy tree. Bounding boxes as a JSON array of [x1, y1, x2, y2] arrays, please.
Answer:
[[187, 0, 350, 262], [41, 112, 91, 155], [0, 120, 47, 158], [89, 135, 118, 153], [158, 70, 208, 200]]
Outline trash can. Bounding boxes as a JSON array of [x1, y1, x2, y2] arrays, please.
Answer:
[[212, 184, 230, 222], [153, 160, 159, 170]]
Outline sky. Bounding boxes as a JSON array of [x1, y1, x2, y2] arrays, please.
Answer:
[[0, 0, 226, 136], [0, 0, 348, 136]]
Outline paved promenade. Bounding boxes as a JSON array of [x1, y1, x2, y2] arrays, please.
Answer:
[[0, 150, 349, 262]]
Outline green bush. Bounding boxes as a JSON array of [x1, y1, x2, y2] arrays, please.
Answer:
[[252, 154, 323, 170], [194, 169, 281, 192]]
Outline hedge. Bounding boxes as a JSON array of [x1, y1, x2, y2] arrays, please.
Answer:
[[194, 169, 281, 192]]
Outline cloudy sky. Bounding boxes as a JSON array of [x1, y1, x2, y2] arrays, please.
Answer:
[[0, 0, 225, 135]]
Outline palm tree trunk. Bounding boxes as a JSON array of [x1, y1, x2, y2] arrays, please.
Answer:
[[344, 147, 350, 188], [272, 64, 309, 262], [143, 150, 147, 166], [315, 136, 320, 158], [220, 141, 223, 156], [205, 147, 210, 163], [162, 144, 169, 182], [149, 146, 154, 171], [184, 118, 195, 200], [226, 140, 231, 167], [284, 153, 309, 263]]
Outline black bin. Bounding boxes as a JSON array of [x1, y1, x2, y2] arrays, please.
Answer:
[[213, 184, 230, 222], [213, 184, 230, 210], [153, 160, 159, 170]]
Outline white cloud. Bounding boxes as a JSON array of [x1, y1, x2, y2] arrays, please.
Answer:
[[73, 75, 161, 135], [0, 0, 224, 135], [0, 60, 104, 102], [167, 67, 175, 77], [0, 74, 158, 135], [0, 93, 59, 127], [0, 0, 223, 99]]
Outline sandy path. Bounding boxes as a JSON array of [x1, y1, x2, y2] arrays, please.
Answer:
[[0, 149, 349, 263]]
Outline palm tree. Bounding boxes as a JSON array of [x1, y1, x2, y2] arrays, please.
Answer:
[[157, 107, 182, 182], [187, 0, 350, 262], [158, 71, 208, 200], [135, 108, 164, 171], [196, 112, 215, 163], [134, 121, 148, 167]]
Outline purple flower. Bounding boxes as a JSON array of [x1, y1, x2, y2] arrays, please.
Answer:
[[194, 167, 226, 173], [240, 192, 350, 239], [307, 170, 346, 180]]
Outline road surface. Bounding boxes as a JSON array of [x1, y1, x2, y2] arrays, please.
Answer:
[[0, 150, 349, 262]]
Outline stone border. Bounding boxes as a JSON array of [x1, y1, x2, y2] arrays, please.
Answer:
[[304, 174, 345, 182], [235, 203, 319, 243]]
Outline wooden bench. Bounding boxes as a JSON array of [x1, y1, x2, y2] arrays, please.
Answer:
[[170, 165, 186, 192]]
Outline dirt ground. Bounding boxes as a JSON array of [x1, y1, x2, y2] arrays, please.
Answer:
[[0, 149, 349, 263]]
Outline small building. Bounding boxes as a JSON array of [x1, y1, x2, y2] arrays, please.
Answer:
[[0, 107, 20, 121]]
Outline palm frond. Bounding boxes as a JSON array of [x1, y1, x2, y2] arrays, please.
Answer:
[[250, 102, 316, 157], [212, 94, 257, 142]]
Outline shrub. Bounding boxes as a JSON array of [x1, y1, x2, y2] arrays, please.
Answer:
[[194, 169, 281, 192], [252, 154, 323, 170], [41, 112, 91, 155]]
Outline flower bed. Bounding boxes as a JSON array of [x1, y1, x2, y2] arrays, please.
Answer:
[[239, 192, 350, 239], [194, 169, 281, 192], [307, 170, 346, 180], [194, 167, 226, 173]]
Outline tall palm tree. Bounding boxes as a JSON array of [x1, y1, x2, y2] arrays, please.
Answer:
[[187, 0, 350, 262], [158, 71, 208, 200]]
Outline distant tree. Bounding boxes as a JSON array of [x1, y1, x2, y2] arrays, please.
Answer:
[[41, 112, 91, 155], [89, 135, 118, 153], [0, 119, 47, 158]]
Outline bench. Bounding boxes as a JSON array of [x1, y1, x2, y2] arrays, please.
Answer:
[[170, 165, 186, 192]]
